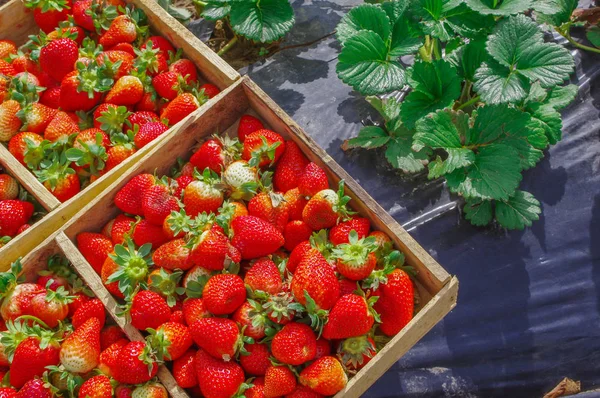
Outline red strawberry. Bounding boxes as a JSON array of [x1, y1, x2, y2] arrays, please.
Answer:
[[0, 100, 22, 142], [372, 269, 414, 336], [110, 42, 136, 55], [329, 217, 370, 246], [286, 386, 323, 398], [0, 200, 34, 237], [160, 92, 204, 125], [195, 349, 245, 398], [148, 321, 193, 361], [71, 0, 94, 31], [39, 38, 78, 83], [60, 317, 101, 373], [273, 141, 309, 192], [315, 338, 332, 360], [188, 227, 238, 271], [338, 335, 376, 371], [239, 343, 271, 376], [322, 294, 375, 340], [237, 114, 264, 142], [113, 341, 158, 385], [232, 300, 268, 340], [200, 83, 220, 98], [183, 173, 224, 217], [15, 378, 52, 398], [129, 290, 171, 330], [127, 111, 159, 127], [135, 45, 168, 77], [59, 70, 104, 112], [190, 317, 242, 361], [47, 25, 85, 46], [231, 216, 285, 260], [248, 191, 289, 231], [40, 87, 61, 109], [17, 103, 57, 134], [271, 322, 316, 366], [291, 251, 340, 310], [152, 71, 181, 100], [244, 258, 282, 295], [182, 297, 210, 326], [298, 356, 347, 396], [99, 15, 137, 48], [0, 387, 16, 398], [133, 121, 166, 148], [264, 365, 297, 397], [100, 325, 126, 350], [105, 75, 143, 105], [284, 188, 308, 221], [0, 60, 15, 77], [142, 183, 180, 225], [0, 40, 17, 59], [143, 36, 174, 55], [132, 383, 168, 398], [105, 141, 136, 171], [0, 282, 44, 321], [297, 163, 329, 198], [10, 336, 60, 388], [115, 385, 134, 398], [78, 375, 113, 398], [110, 214, 135, 244], [28, 0, 72, 34], [173, 349, 198, 388], [44, 110, 79, 142], [169, 59, 197, 84], [98, 339, 127, 377], [36, 163, 81, 202], [245, 377, 265, 398], [283, 220, 312, 251], [97, 50, 134, 80], [72, 298, 106, 329], [93, 104, 129, 133], [202, 273, 246, 315], [153, 238, 193, 271], [30, 287, 72, 328], [242, 129, 285, 168], [115, 174, 155, 215], [332, 230, 377, 280], [189, 136, 240, 175], [302, 182, 353, 231], [0, 175, 18, 201]]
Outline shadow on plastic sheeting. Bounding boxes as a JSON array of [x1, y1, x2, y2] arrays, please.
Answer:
[[590, 195, 600, 320]]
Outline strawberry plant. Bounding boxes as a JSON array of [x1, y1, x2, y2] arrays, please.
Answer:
[[337, 0, 579, 230]]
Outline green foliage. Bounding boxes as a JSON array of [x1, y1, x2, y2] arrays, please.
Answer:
[[338, 0, 578, 230]]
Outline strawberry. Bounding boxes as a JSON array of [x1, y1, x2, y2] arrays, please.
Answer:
[[115, 174, 155, 215], [0, 387, 16, 398], [30, 286, 73, 328], [136, 91, 162, 113], [188, 227, 239, 272], [100, 325, 126, 350], [0, 200, 34, 237], [100, 257, 124, 298], [297, 163, 329, 198], [273, 141, 309, 192], [202, 274, 246, 315], [15, 378, 52, 398], [264, 365, 297, 397], [0, 175, 18, 201], [142, 183, 180, 225], [97, 50, 133, 80], [131, 383, 168, 398], [39, 38, 78, 83], [238, 343, 270, 376], [134, 45, 168, 77], [72, 298, 106, 329], [9, 52, 41, 75], [245, 377, 265, 398], [183, 169, 224, 217], [71, 0, 94, 31], [231, 216, 285, 260], [232, 300, 268, 340], [77, 232, 113, 273], [302, 182, 353, 231], [78, 375, 113, 398], [222, 160, 259, 201], [0, 100, 22, 142], [182, 297, 210, 326], [332, 230, 377, 280], [169, 59, 197, 84], [283, 220, 312, 251], [152, 71, 181, 101], [127, 111, 159, 127], [59, 67, 106, 112], [329, 217, 370, 246], [338, 278, 358, 296], [242, 129, 285, 168], [10, 333, 61, 388], [130, 290, 171, 330], [44, 110, 79, 142], [134, 121, 168, 148], [153, 238, 192, 270], [10, 133, 45, 166], [36, 162, 81, 202], [47, 25, 85, 46], [237, 114, 264, 142], [0, 267, 44, 320], [189, 136, 241, 175], [160, 91, 206, 125], [60, 317, 101, 373], [115, 386, 134, 398], [98, 339, 127, 377], [271, 322, 316, 366], [371, 269, 414, 336], [0, 40, 17, 59], [99, 15, 137, 48], [322, 294, 375, 340], [143, 36, 174, 55], [338, 335, 376, 371], [69, 128, 110, 176], [248, 191, 289, 231], [105, 75, 143, 105], [244, 258, 282, 295], [369, 230, 392, 248], [148, 321, 192, 361], [200, 83, 220, 99], [0, 60, 15, 77], [172, 349, 198, 388], [195, 349, 245, 398], [291, 251, 340, 310], [315, 338, 332, 359], [113, 341, 158, 385], [190, 317, 243, 361], [284, 188, 308, 221], [111, 215, 135, 243], [94, 104, 129, 134], [298, 356, 347, 396], [17, 103, 57, 134], [286, 386, 323, 398], [162, 209, 193, 239]]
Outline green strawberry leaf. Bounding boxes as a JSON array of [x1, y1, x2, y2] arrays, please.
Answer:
[[587, 26, 600, 48], [451, 38, 488, 81], [385, 134, 429, 173], [336, 30, 407, 95], [201, 1, 231, 21], [545, 84, 578, 110], [336, 3, 391, 45], [526, 103, 562, 144], [474, 59, 530, 104], [400, 59, 461, 129], [464, 197, 493, 226], [389, 17, 423, 57], [229, 0, 295, 43], [347, 126, 390, 149], [495, 190, 541, 229], [463, 0, 532, 16], [534, 0, 578, 26]]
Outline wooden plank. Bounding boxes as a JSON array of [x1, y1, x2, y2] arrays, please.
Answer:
[[335, 277, 459, 398], [0, 0, 36, 44]]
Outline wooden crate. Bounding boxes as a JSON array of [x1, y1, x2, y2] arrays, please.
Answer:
[[14, 230, 185, 396], [0, 0, 240, 264], [51, 76, 459, 398]]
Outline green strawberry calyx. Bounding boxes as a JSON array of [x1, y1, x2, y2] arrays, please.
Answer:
[[107, 238, 153, 297], [331, 230, 377, 267], [148, 268, 185, 307]]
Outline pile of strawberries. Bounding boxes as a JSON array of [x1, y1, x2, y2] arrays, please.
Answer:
[[0, 254, 171, 397], [76, 115, 416, 397], [0, 0, 220, 203], [0, 170, 43, 245]]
